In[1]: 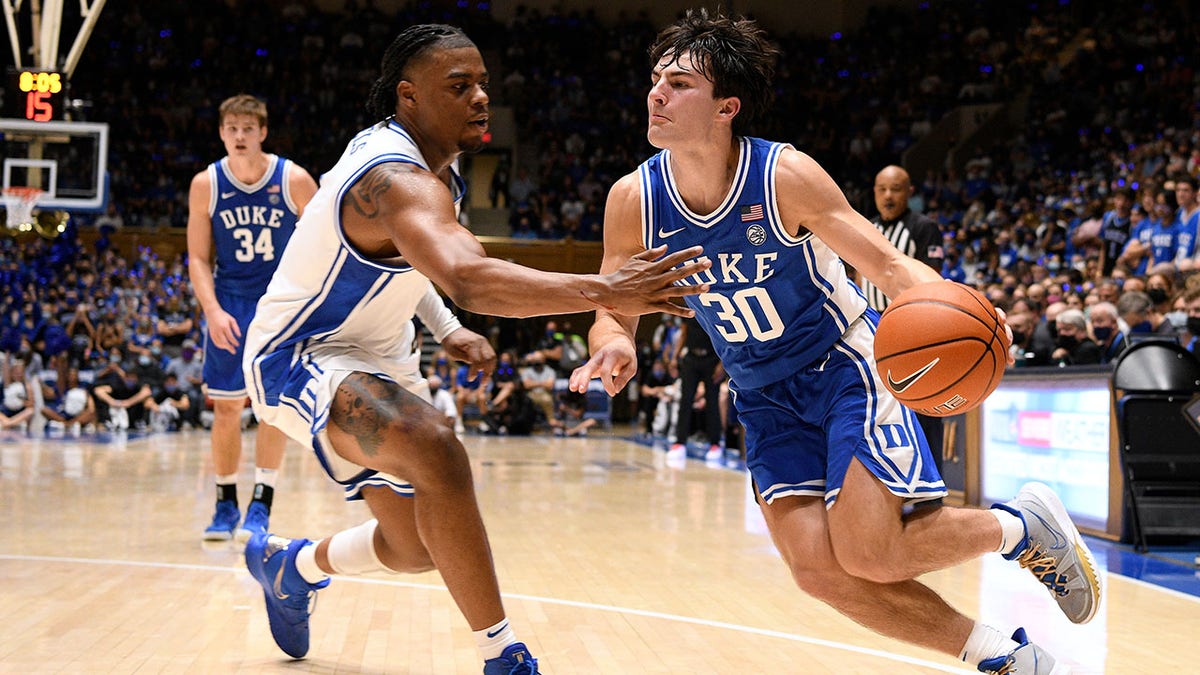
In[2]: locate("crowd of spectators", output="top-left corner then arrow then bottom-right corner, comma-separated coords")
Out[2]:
4,1 -> 1200,443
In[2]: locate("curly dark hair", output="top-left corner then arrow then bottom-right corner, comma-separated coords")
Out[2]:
366,24 -> 476,121
648,8 -> 780,136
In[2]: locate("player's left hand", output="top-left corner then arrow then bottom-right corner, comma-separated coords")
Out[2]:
569,340 -> 638,397
441,327 -> 496,381
995,307 -> 1015,365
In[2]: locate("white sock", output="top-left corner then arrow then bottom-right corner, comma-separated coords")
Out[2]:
990,507 -> 1026,556
293,541 -> 329,585
474,618 -> 517,660
255,467 -> 278,488
960,622 -> 1019,665
215,473 -> 238,485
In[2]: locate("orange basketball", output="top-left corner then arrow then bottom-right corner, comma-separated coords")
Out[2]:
873,281 -> 1009,417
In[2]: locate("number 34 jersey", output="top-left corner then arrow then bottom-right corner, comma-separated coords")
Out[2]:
207,154 -> 301,297
638,137 -> 866,389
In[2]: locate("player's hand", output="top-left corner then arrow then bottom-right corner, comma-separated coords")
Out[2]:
569,340 -> 638,397
206,308 -> 240,354
441,327 -> 496,382
995,307 -> 1015,366
599,245 -> 711,317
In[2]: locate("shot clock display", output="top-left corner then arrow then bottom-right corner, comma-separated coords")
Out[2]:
9,69 -> 65,122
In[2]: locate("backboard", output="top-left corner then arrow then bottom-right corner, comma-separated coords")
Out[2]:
0,118 -> 108,210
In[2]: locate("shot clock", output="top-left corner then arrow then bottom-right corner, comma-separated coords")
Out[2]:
9,69 -> 65,122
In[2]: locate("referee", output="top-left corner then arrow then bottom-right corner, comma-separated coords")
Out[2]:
864,165 -> 947,473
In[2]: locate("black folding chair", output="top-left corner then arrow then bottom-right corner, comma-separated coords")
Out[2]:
1111,340 -> 1200,551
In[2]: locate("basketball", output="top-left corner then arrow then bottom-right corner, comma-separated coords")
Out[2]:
873,281 -> 1009,417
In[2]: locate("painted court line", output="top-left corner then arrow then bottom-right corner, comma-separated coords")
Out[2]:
1,553 -> 973,673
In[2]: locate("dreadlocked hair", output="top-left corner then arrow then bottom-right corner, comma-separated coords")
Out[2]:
648,8 -> 780,136
366,24 -> 476,121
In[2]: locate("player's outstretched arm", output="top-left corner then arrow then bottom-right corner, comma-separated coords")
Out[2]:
571,174 -> 650,396
341,163 -> 710,319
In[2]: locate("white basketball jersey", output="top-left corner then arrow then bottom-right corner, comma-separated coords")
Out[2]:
244,119 -> 464,407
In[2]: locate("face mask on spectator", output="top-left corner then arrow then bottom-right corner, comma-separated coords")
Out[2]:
138,354 -> 152,366
1056,334 -> 1078,350
1092,326 -> 1113,342
1165,310 -> 1187,330
1188,317 -> 1200,336
181,348 -> 195,361
1147,288 -> 1169,305
1011,329 -> 1028,344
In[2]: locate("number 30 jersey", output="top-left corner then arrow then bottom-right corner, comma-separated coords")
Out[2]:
638,137 -> 866,389
207,154 -> 301,297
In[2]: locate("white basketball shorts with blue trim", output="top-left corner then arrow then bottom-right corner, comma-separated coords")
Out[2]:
731,313 -> 947,508
248,343 -> 424,501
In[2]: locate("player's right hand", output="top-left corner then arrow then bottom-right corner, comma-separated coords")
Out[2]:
569,340 -> 638,397
207,308 -> 241,354
599,245 -> 710,317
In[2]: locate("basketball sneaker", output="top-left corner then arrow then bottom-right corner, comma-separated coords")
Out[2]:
992,482 -> 1102,624
203,499 -> 240,541
705,444 -> 724,464
236,501 -> 270,543
244,533 -> 329,659
977,628 -> 1069,674
483,642 -> 539,675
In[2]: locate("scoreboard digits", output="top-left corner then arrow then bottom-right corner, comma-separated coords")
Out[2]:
9,70 -> 65,121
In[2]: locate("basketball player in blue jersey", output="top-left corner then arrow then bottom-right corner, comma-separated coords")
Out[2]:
571,10 -> 1100,675
187,94 -> 318,543
238,25 -> 707,673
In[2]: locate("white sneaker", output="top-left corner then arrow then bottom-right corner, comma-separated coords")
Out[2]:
704,445 -> 724,464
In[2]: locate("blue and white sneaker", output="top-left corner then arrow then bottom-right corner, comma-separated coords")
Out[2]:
245,533 -> 329,659
483,642 -> 539,675
993,482 -> 1102,624
977,628 -> 1069,674
236,501 -> 270,543
203,499 -> 240,541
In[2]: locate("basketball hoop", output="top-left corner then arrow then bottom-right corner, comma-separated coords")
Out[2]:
3,187 -> 44,231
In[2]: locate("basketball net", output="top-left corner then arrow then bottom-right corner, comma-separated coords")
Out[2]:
2,187 -> 44,231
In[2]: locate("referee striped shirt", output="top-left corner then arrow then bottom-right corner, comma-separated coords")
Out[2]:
862,210 -> 944,311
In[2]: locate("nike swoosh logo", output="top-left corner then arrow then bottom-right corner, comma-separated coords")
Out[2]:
272,556 -> 291,600
1028,512 -> 1070,550
658,226 -> 686,238
221,191 -> 237,199
486,621 -> 509,638
886,358 -> 939,393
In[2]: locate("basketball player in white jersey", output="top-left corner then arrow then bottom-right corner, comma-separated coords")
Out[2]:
240,24 -> 708,674
187,94 -> 318,542
570,10 -> 1100,674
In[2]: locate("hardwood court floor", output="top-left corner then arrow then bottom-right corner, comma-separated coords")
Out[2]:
1,427 -> 1196,674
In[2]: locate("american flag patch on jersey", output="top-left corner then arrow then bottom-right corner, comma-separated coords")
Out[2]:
268,184 -> 281,193
740,203 -> 764,222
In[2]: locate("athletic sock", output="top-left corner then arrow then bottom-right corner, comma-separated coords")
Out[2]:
252,484 -> 275,511
255,467 -> 278,488
293,541 -> 329,585
990,507 -> 1026,556
474,618 -> 517,660
960,622 -> 1019,666
215,474 -> 238,505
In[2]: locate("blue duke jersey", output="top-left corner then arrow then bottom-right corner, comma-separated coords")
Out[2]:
639,137 -> 867,389
208,155 -> 300,296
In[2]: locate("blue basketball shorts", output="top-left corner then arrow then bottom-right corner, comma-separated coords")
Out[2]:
203,290 -> 262,399
731,315 -> 947,508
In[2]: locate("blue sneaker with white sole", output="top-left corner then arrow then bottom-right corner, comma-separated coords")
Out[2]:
236,501 -> 270,543
203,499 -> 240,541
483,642 -> 539,674
244,533 -> 329,659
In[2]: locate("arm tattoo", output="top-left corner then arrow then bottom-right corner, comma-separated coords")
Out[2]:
331,372 -> 423,457
345,164 -> 412,219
